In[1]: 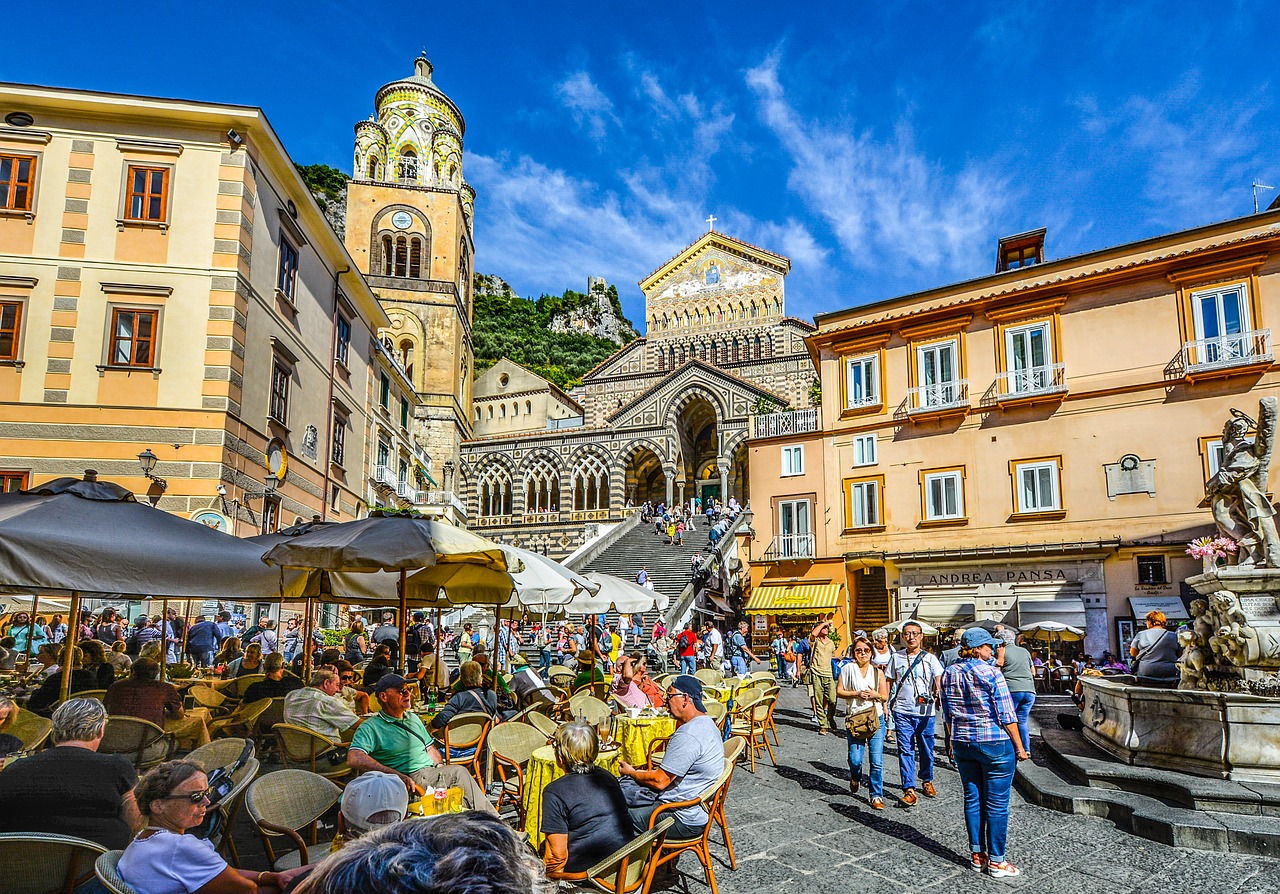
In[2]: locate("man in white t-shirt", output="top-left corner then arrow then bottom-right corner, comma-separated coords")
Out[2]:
701,623 -> 723,669
884,621 -> 943,806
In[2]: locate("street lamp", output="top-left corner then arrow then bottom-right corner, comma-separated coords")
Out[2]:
136,449 -> 167,492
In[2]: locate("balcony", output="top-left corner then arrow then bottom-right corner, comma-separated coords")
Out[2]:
761,533 -> 816,562
1182,329 -> 1272,380
995,364 -> 1067,406
752,408 -> 819,439
396,480 -> 414,500
372,465 -> 397,491
426,490 -> 467,515
906,381 -> 969,419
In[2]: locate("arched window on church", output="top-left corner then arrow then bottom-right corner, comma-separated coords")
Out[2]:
478,466 -> 513,517
738,302 -> 746,319
764,335 -> 773,358
500,404 -> 506,418
525,400 -> 532,415
398,149 -> 418,183
367,156 -> 381,180
731,339 -> 740,363
487,406 -> 493,419
399,340 -> 415,380
717,306 -> 724,322
512,402 -> 519,417
409,236 -> 423,278
754,335 -> 763,358
524,459 -> 560,513
572,454 -> 610,511
394,236 -> 409,277
751,302 -> 759,319
381,236 -> 393,276
474,408 -> 481,422
773,298 -> 781,315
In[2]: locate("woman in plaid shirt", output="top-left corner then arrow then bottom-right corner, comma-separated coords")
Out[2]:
940,628 -> 1030,880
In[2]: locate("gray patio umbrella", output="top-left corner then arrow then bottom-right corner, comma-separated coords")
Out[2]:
0,472 -> 309,700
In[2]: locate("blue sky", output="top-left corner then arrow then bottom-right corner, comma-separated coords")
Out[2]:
5,2 -> 1278,326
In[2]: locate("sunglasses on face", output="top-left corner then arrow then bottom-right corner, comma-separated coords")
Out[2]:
165,788 -> 212,804
340,675 -> 354,682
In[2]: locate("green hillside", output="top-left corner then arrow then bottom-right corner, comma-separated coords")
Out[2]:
471,277 -> 638,389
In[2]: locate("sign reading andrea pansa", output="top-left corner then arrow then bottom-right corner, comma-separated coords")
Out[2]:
895,564 -> 1097,588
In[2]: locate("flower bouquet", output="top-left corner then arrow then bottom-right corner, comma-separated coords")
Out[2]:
1186,536 -> 1238,572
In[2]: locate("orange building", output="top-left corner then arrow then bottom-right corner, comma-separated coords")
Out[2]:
747,211 -> 1280,658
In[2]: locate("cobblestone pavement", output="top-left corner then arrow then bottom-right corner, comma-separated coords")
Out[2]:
683,684 -> 1280,894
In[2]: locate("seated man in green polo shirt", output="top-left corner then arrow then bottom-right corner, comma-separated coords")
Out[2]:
347,674 -> 495,813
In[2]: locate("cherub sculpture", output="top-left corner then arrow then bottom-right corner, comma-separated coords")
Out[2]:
1205,396 -> 1279,567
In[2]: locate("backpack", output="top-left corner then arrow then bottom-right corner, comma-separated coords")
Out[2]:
344,632 -> 365,663
725,632 -> 744,660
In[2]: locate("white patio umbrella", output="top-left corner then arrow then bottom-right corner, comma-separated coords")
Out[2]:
1020,621 -> 1085,642
569,573 -> 670,614
881,617 -> 941,636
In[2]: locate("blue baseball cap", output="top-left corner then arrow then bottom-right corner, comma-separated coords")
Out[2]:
960,628 -> 1000,649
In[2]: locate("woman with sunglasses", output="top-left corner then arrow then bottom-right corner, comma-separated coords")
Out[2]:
120,759 -> 308,893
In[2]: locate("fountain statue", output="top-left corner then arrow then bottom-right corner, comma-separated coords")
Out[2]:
1080,397 -> 1280,781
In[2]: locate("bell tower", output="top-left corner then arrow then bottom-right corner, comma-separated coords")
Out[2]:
345,57 -> 476,493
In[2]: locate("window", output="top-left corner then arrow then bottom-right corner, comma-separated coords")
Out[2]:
1013,459 -> 1061,514
781,445 -> 804,477
0,471 -> 28,493
268,360 -> 290,424
844,478 -> 881,529
261,496 -> 280,535
1004,323 -> 1052,393
524,458 -> 561,513
777,499 -> 812,558
923,470 -> 964,521
330,483 -> 342,513
0,301 -> 22,361
331,414 -> 346,466
1002,245 -> 1038,270
844,354 -> 879,408
377,439 -> 390,470
479,466 -> 513,517
852,433 -> 877,467
1190,283 -> 1251,364
109,308 -> 157,367
1137,555 -> 1168,586
398,458 -> 409,488
400,396 -> 410,429
124,165 -> 169,222
0,154 -> 36,212
916,340 -> 960,407
379,373 -> 390,409
277,235 -> 300,302
335,315 -> 351,367
1206,438 -> 1224,477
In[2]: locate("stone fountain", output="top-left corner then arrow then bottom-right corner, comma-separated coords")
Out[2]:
1081,397 -> 1280,783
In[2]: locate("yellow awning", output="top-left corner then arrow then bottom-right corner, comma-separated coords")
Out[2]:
745,582 -> 842,614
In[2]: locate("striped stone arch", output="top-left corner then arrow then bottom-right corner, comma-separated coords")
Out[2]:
719,425 -> 750,459
517,449 -> 564,514
613,437 -> 670,475
567,445 -> 614,511
663,382 -> 729,429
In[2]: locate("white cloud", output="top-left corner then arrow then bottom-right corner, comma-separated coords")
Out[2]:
554,71 -> 619,143
745,53 -> 1012,277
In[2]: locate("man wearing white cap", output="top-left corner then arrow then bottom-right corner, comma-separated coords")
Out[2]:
340,771 -> 409,838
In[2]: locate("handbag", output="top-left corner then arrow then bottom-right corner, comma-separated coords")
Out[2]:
783,650 -> 796,663
842,666 -> 883,740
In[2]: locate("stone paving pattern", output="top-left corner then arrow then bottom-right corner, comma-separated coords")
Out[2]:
228,684 -> 1280,892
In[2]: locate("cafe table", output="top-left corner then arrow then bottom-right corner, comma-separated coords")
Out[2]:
522,743 -> 622,850
612,711 -> 677,768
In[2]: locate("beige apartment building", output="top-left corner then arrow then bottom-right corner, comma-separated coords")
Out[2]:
747,212 -> 1280,657
0,82 -> 395,536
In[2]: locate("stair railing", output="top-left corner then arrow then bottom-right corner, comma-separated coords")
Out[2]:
663,511 -> 750,631
563,509 -> 641,572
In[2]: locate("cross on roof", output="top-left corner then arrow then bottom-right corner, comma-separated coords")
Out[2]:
706,214 -> 717,231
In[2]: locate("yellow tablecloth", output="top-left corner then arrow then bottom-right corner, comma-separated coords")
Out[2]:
522,743 -> 621,850
613,713 -> 677,768
167,706 -> 211,749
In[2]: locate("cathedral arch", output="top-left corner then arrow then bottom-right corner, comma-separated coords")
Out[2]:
521,453 -> 562,513
475,459 -> 514,517
398,338 -> 416,380
571,451 -> 611,511
368,207 -> 432,279
396,147 -> 419,183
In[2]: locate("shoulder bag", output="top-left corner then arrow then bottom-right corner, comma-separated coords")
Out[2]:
843,666 -> 883,740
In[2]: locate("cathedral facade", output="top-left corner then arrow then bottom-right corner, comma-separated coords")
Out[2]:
459,231 -> 816,557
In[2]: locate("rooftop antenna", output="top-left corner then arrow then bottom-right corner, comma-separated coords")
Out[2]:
1254,180 -> 1275,213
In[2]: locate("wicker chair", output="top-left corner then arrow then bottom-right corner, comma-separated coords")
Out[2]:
245,769 -> 342,870
0,832 -> 106,894
714,738 -> 746,869
98,716 -> 174,771
729,695 -> 775,772
252,698 -> 287,752
439,711 -> 492,788
580,817 -> 674,894
757,686 -> 782,746
224,673 -> 267,701
186,739 -> 259,867
5,708 -> 52,751
188,684 -> 231,717
208,697 -> 271,739
186,736 -> 254,772
524,711 -> 558,738
566,693 -> 611,726
273,723 -> 352,784
548,665 -> 575,688
487,721 -> 549,823
94,850 -> 141,894
572,681 -> 609,699
693,668 -> 724,687
72,689 -> 108,702
704,700 -> 728,733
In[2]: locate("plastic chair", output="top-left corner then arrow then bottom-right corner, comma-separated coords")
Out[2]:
566,693 -> 611,726
524,711 -> 558,738
98,716 -> 175,771
580,817 -> 674,894
5,708 -> 51,751
209,697 -> 272,739
487,721 -> 549,823
0,832 -> 106,894
245,769 -> 342,870
94,849 -> 141,894
273,723 -> 352,784
439,711 -> 492,788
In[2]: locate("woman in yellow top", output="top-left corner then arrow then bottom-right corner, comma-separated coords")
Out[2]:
608,626 -> 622,667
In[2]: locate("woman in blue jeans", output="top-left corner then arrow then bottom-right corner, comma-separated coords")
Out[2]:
940,628 -> 1030,879
835,636 -> 890,809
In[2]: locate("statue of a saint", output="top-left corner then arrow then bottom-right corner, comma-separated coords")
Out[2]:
1206,396 -> 1279,567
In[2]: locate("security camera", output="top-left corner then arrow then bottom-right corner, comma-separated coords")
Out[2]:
216,484 -> 227,496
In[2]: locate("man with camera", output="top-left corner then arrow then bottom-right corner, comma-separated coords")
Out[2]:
885,620 -> 943,806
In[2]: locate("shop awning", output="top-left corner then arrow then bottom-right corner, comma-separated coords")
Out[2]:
745,582 -> 842,614
1128,596 -> 1189,621
912,599 -> 976,627
1014,598 -> 1086,629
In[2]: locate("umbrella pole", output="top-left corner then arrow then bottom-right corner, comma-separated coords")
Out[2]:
59,591 -> 82,704
160,598 -> 168,683
398,568 -> 408,674
492,603 -> 503,697
180,599 -> 193,665
301,597 -> 314,684
23,594 -> 38,669
433,607 -> 443,695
